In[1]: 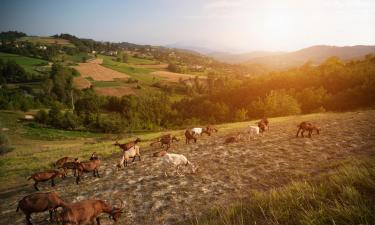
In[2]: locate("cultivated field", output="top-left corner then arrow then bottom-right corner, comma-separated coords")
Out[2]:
18,37 -> 74,47
73,58 -> 130,82
0,110 -> 374,224
149,71 -> 198,83
0,52 -> 48,73
95,86 -> 136,96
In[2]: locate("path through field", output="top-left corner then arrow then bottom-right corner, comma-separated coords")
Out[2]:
1,111 -> 374,225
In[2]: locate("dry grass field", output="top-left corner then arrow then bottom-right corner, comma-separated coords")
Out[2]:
72,76 -> 91,89
1,110 -> 374,225
95,86 -> 136,96
73,58 -> 130,82
150,71 -> 200,83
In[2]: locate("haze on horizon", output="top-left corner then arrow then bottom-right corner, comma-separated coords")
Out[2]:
0,0 -> 374,53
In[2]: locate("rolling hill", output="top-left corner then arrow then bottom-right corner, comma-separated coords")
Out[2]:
244,45 -> 375,69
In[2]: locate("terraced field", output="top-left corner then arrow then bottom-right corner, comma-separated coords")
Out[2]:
1,110 -> 374,225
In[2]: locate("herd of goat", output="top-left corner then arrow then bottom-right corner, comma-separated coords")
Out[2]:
16,119 -> 320,225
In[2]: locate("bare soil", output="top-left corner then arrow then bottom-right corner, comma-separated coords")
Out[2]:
1,111 -> 375,225
73,59 -> 130,81
95,86 -> 136,97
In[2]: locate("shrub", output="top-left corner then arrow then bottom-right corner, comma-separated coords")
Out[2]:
251,90 -> 301,118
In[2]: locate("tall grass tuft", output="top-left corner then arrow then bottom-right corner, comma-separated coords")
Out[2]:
191,158 -> 375,225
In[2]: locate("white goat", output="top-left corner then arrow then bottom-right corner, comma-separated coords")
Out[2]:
118,145 -> 141,168
191,128 -> 203,135
161,153 -> 196,176
247,126 -> 260,139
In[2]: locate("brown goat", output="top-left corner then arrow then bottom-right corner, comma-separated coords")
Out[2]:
16,192 -> 67,225
60,199 -> 124,225
224,133 -> 242,144
206,125 -> 218,133
114,138 -> 141,152
75,154 -> 101,184
150,134 -> 179,149
257,118 -> 269,133
59,158 -> 80,177
27,170 -> 65,191
54,157 -> 76,168
296,121 -> 321,138
185,129 -> 197,144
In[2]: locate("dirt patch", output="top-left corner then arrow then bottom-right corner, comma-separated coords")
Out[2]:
96,86 -> 136,96
150,71 -> 200,83
73,76 -> 91,89
73,59 -> 129,81
1,111 -> 375,225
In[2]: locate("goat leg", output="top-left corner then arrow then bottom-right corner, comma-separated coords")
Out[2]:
51,179 -> 55,187
296,128 -> 301,137
34,182 -> 39,191
96,217 -> 101,225
96,169 -> 100,177
26,214 -> 32,225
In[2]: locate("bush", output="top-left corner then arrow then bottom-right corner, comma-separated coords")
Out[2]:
234,108 -> 248,121
251,90 -> 301,118
35,109 -> 48,124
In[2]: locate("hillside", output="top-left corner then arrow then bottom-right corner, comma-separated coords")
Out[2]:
208,51 -> 284,64
244,45 -> 375,69
0,110 -> 374,224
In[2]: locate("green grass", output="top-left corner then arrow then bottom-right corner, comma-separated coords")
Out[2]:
191,158 -> 375,225
92,80 -> 125,87
0,52 -> 48,73
23,125 -> 101,140
99,55 -> 161,84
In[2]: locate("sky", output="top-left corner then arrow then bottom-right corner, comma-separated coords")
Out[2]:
0,0 -> 374,53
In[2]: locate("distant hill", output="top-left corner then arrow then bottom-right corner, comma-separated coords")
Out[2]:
208,51 -> 285,64
244,45 -> 375,69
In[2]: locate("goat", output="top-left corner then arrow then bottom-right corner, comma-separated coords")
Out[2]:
59,158 -> 80,177
27,170 -> 65,191
296,121 -> 321,138
60,199 -> 124,225
161,153 -> 196,176
54,157 -> 76,168
225,133 -> 242,144
247,126 -> 260,139
75,154 -> 101,184
114,138 -> 141,152
16,192 -> 67,225
150,134 -> 179,149
185,129 -> 197,144
117,145 -> 141,168
206,125 -> 218,133
191,127 -> 211,136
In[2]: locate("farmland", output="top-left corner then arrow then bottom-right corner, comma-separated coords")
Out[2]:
0,52 -> 48,73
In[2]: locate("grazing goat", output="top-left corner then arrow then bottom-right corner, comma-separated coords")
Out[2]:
117,145 -> 141,168
225,133 -> 242,144
206,125 -> 218,133
60,199 -> 124,225
296,121 -> 321,138
59,158 -> 80,177
76,154 -> 101,184
191,127 -> 211,136
54,157 -> 76,168
27,170 -> 65,191
150,134 -> 178,149
248,126 -> 260,139
16,192 -> 67,225
114,138 -> 141,151
257,118 -> 269,133
185,129 -> 197,144
161,153 -> 196,176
